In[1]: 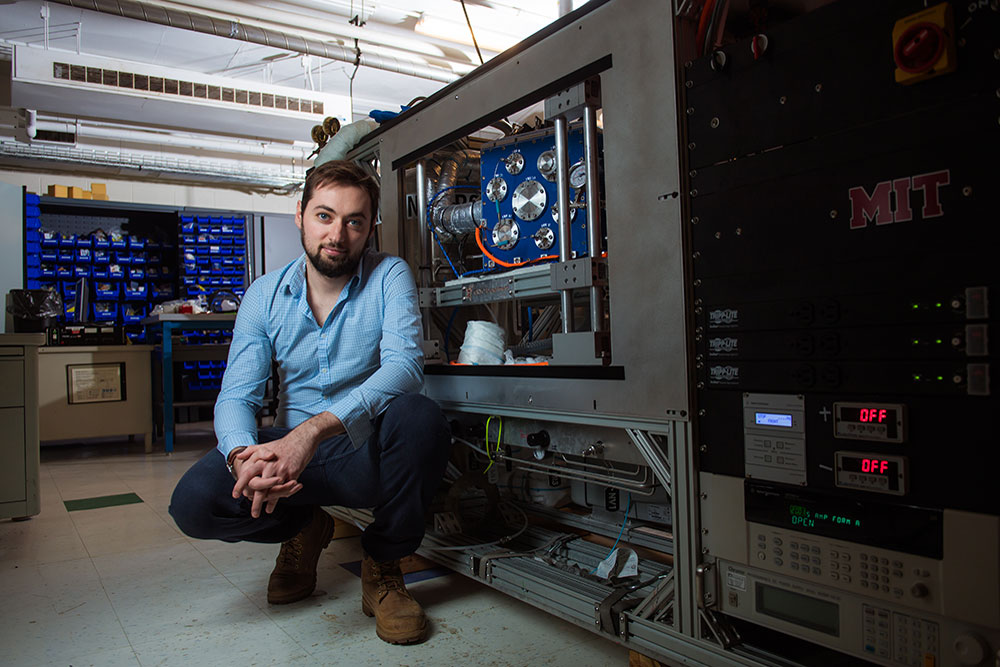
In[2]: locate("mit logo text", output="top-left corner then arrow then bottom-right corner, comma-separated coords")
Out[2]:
848,169 -> 950,229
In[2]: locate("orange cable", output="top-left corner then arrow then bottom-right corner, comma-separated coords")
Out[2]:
475,226 -> 558,268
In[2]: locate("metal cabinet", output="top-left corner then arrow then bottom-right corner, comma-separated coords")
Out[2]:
0,334 -> 44,520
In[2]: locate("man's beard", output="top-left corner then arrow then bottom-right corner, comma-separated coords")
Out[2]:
302,229 -> 364,279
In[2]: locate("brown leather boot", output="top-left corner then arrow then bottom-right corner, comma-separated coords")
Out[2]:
361,554 -> 428,644
267,506 -> 335,604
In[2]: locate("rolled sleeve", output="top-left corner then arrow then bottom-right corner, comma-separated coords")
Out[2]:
214,278 -> 274,460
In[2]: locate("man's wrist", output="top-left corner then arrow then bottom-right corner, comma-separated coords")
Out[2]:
226,446 -> 247,479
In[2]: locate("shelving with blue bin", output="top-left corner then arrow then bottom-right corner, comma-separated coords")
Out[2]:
174,213 -> 247,401
26,193 -> 178,342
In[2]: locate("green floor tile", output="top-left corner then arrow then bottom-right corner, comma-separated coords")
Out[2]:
64,492 -> 144,512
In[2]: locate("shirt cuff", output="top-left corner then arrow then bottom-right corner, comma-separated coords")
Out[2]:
327,398 -> 374,449
217,433 -> 257,460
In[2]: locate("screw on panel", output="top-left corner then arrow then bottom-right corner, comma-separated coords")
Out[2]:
691,189 -> 699,197
953,375 -> 963,384
957,37 -> 967,47
994,48 -> 1000,60
735,227 -> 743,235
699,444 -> 707,451
710,117 -> 720,128
952,337 -> 962,347
779,96 -> 787,104
688,142 -> 697,150
698,409 -> 706,416
697,382 -> 705,390
691,216 -> 700,224
692,251 -> 701,259
714,231 -> 721,239
690,170 -> 698,178
686,80 -> 694,88
694,278 -> 702,286
830,209 -> 839,219
963,186 -> 973,196
701,492 -> 708,499
687,107 -> 695,115
815,83 -> 823,92
702,547 -> 710,554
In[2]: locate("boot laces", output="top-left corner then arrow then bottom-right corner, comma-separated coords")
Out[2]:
373,561 -> 407,599
277,536 -> 304,568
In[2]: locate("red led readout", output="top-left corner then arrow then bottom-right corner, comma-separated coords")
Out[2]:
861,459 -> 889,475
859,408 -> 888,423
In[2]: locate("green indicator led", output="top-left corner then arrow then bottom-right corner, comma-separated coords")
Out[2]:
911,303 -> 920,310
913,374 -> 922,381
935,302 -> 943,308
937,375 -> 944,381
912,338 -> 920,345
935,339 -> 943,344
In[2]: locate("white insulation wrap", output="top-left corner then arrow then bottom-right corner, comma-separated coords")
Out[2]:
458,320 -> 505,365
314,119 -> 378,167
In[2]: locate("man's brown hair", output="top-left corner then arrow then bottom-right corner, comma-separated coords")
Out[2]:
301,160 -> 379,227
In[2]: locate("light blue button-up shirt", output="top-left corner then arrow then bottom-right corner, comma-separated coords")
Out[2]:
214,249 -> 423,460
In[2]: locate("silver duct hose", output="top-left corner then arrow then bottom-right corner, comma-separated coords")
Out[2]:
431,199 -> 482,236
48,0 -> 458,84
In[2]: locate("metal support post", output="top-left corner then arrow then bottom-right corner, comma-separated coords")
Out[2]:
555,116 -> 574,333
416,160 -> 431,338
583,104 -> 605,333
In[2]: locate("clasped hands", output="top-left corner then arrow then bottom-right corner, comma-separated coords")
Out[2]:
231,436 -> 316,518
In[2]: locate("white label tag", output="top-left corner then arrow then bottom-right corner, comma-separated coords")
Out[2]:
727,570 -> 747,592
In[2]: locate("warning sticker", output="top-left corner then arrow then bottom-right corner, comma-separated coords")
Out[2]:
726,570 -> 747,592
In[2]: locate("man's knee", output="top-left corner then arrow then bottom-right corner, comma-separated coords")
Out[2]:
168,465 -> 224,540
382,393 -> 450,452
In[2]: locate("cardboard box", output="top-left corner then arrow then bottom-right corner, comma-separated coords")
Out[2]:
47,184 -> 68,197
69,186 -> 86,198
93,194 -> 110,201
90,183 -> 107,196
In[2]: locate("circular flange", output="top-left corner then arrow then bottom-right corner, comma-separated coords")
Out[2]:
537,150 -> 557,182
512,179 -> 547,221
486,176 -> 508,202
534,226 -> 555,251
492,217 -> 520,250
569,160 -> 588,189
504,151 -> 525,175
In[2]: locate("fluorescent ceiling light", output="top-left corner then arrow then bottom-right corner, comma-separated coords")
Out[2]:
415,4 -> 550,55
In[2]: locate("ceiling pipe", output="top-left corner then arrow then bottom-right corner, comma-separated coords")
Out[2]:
31,119 -> 310,160
46,0 -> 462,84
185,0 -> 496,65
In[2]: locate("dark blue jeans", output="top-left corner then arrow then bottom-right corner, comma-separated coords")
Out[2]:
169,393 -> 451,562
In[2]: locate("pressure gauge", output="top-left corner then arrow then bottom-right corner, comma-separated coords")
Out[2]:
512,180 -> 547,221
486,176 -> 508,203
537,150 -> 557,182
550,203 -> 577,223
569,160 -> 588,189
533,226 -> 555,250
504,151 -> 525,175
492,217 -> 520,250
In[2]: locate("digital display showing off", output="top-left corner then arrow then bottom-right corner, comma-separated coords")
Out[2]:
755,412 -> 793,428
839,406 -> 898,424
841,456 -> 898,478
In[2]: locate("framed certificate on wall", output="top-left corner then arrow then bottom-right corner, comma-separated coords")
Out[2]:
66,363 -> 127,404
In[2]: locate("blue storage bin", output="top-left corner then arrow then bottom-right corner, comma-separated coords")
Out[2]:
26,279 -> 42,289
208,245 -> 222,255
76,248 -> 92,263
56,265 -> 73,278
108,264 -> 125,279
93,302 -> 118,322
196,256 -> 209,266
93,249 -> 111,264
94,237 -> 111,249
26,267 -> 41,279
26,230 -> 40,243
25,205 -> 41,217
122,303 -> 146,324
58,249 -> 74,263
210,217 -> 222,225
25,193 -> 40,205
26,255 -> 40,268
40,249 -> 59,262
95,282 -> 119,299
180,220 -> 197,233
40,264 -> 56,278
196,216 -> 211,224
208,277 -> 222,287
127,267 -> 145,281
41,231 -> 61,247
59,235 -> 77,248
64,303 -> 78,319
110,236 -> 128,250
218,237 -> 234,246
181,234 -> 196,245
132,252 -> 147,265
182,361 -> 196,371
181,276 -> 196,286
234,288 -> 245,297
73,265 -> 91,278
151,283 -> 174,299
128,237 -> 145,249
219,248 -> 233,256
25,217 -> 41,230
147,240 -> 161,250
123,282 -> 147,300
75,237 -> 92,249
61,281 -> 78,298
113,251 -> 132,265
222,267 -> 236,276
149,254 -> 162,264
92,266 -> 110,279
125,331 -> 146,343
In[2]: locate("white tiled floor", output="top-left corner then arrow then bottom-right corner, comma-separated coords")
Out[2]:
0,426 -> 629,666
